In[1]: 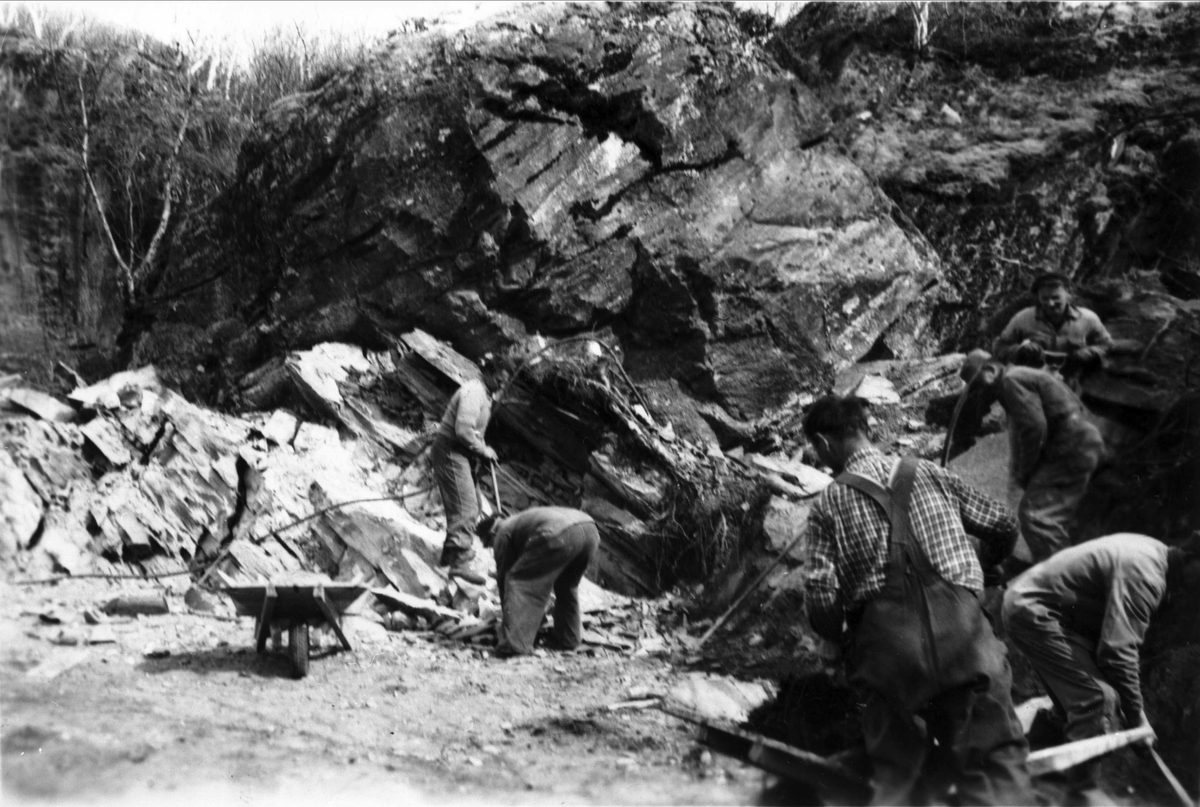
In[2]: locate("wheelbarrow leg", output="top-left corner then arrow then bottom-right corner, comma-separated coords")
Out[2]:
288,621 -> 310,679
313,585 -> 353,651
255,584 -> 277,653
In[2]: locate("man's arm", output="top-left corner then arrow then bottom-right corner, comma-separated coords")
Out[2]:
493,521 -> 517,603
804,503 -> 844,643
1095,562 -> 1166,726
993,309 -> 1035,363
941,468 -> 1019,568
453,381 -> 495,459
1078,310 -> 1115,362
999,374 -> 1048,487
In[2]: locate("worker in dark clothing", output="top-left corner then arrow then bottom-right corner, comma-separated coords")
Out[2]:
1002,534 -> 1192,796
431,370 -> 503,584
993,272 -> 1113,385
961,350 -> 1105,563
804,395 -> 1032,806
477,507 -> 600,658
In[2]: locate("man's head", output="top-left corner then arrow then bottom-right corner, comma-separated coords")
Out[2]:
478,355 -> 512,395
1032,272 -> 1072,322
802,395 -> 872,475
475,513 -> 503,547
960,349 -> 1001,390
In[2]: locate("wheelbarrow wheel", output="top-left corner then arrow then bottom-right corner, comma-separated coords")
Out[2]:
288,622 -> 310,679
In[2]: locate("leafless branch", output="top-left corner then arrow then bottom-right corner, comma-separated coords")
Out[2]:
78,71 -> 134,296
131,100 -> 192,293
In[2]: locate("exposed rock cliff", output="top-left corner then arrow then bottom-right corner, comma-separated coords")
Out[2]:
137,2 -> 943,429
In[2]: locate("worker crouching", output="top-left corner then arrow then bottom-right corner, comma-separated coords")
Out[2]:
477,507 -> 600,658
1002,534 -> 1195,797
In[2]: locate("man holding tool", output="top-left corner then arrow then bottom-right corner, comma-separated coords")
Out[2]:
803,394 -> 1031,806
476,506 -> 600,658
993,272 -> 1113,387
1003,533 -> 1196,802
959,350 -> 1105,564
431,363 -> 506,585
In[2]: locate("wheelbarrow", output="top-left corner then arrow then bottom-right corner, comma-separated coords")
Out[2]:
224,581 -> 368,678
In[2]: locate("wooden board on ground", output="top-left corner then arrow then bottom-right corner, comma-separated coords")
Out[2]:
670,715 -> 871,805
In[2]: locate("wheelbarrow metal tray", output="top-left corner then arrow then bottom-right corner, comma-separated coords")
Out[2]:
224,583 -> 367,618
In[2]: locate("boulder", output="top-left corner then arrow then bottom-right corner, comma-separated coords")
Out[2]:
140,3 -> 941,427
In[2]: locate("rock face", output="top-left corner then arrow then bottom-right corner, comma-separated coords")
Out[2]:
775,2 -> 1200,353
139,3 -> 942,425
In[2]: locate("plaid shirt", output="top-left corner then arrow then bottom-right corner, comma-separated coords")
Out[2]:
805,446 -> 1018,641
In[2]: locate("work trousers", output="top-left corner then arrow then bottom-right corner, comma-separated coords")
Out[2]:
1019,421 -> 1104,561
499,522 -> 599,656
1002,594 -> 1120,742
854,607 -> 1032,805
430,436 -> 478,566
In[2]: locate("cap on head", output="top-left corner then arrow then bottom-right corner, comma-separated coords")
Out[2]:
1031,272 -> 1071,294
960,349 -> 994,385
475,513 -> 501,546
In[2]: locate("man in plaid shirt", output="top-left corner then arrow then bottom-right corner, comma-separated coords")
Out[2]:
804,395 -> 1031,805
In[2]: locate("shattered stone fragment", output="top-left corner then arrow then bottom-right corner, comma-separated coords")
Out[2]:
104,593 -> 170,617
81,418 -> 133,467
5,388 -> 76,423
0,448 -> 42,557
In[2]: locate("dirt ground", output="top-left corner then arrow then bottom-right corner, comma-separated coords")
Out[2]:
0,577 -> 775,807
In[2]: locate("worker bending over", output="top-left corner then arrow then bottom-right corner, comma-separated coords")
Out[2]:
1002,534 -> 1194,795
993,272 -> 1113,386
804,395 -> 1031,806
477,506 -> 600,658
960,350 -> 1105,563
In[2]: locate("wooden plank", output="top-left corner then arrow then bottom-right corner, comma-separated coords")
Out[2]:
256,584 -> 277,653
680,718 -> 871,805
313,586 -> 353,651
1026,725 -> 1156,777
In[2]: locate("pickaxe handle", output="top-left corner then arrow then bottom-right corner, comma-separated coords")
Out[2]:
489,460 -> 502,514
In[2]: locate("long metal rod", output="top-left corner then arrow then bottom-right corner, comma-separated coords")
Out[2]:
941,381 -> 974,467
489,460 -> 503,514
694,529 -> 807,649
1149,745 -> 1196,807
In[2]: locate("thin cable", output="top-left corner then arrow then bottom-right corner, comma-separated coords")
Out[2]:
12,486 -> 435,586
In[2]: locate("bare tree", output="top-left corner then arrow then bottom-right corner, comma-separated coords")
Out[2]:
77,67 -> 193,303
907,1 -> 932,58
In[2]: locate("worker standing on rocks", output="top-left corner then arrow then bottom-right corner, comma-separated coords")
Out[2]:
960,350 -> 1105,565
476,506 -> 599,658
1002,533 -> 1194,800
803,395 -> 1032,806
993,272 -> 1113,387
431,362 -> 506,585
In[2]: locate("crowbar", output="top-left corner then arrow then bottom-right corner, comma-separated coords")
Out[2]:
692,529 -> 807,649
1149,745 -> 1195,807
489,460 -> 503,514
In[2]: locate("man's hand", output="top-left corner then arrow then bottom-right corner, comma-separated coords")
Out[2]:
982,564 -> 1006,589
1073,346 -> 1103,366
479,445 -> 499,463
1015,341 -> 1045,365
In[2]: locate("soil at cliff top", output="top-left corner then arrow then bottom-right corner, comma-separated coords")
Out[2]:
1,578 -> 765,807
